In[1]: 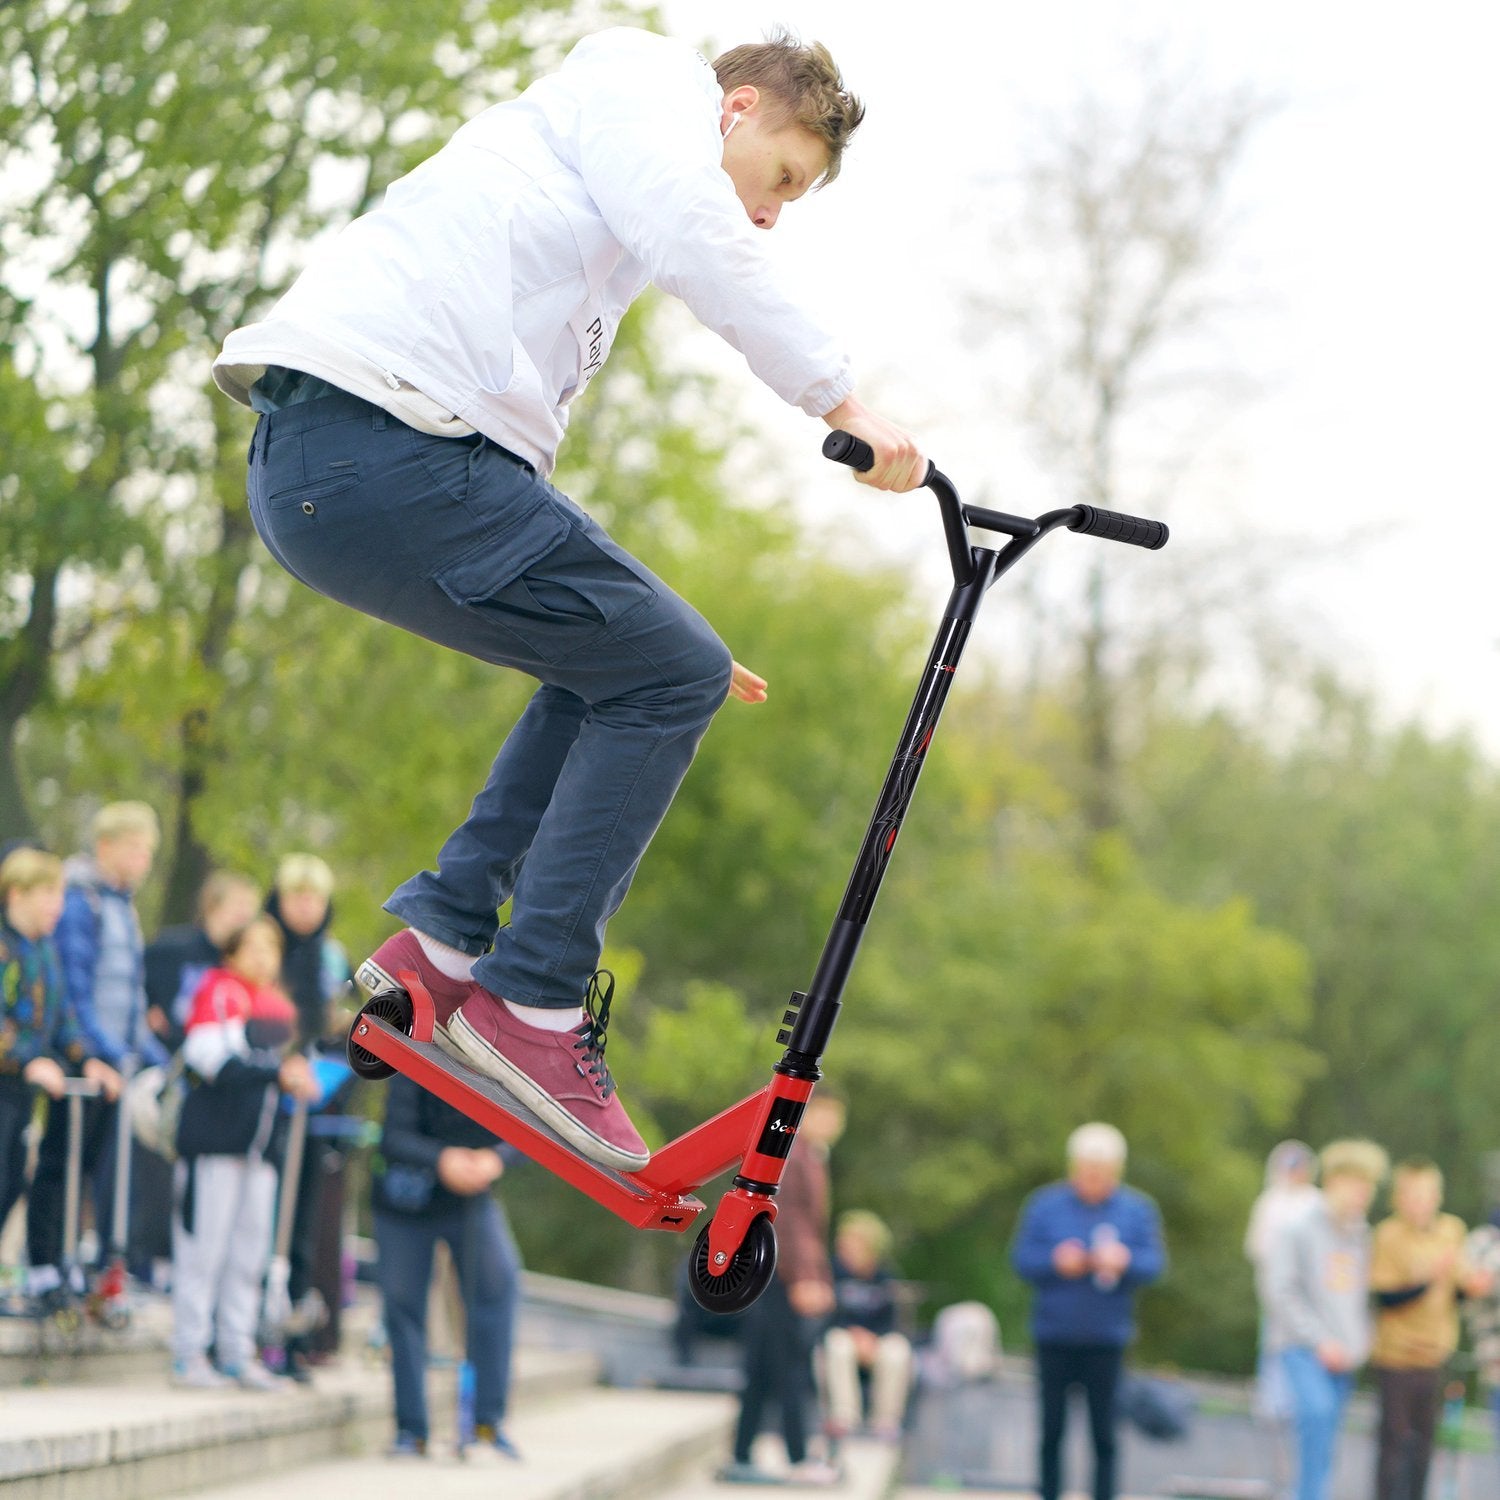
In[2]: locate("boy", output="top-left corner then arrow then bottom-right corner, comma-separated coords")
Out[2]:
1369,1159 -> 1487,1500
212,27 -> 925,1173
0,848 -> 122,1296
1263,1138 -> 1389,1500
27,802 -> 166,1297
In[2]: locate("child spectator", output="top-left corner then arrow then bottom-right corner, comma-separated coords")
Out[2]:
145,871 -> 262,1052
0,848 -> 121,1266
1245,1140 -> 1319,1426
171,916 -> 318,1389
265,853 -> 356,1376
372,1072 -> 523,1460
26,803 -> 161,1300
822,1209 -> 913,1442
1369,1158 -> 1486,1500
1262,1137 -> 1388,1500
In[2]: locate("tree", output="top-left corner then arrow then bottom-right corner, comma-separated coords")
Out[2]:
970,66 -> 1271,831
0,0 -> 605,903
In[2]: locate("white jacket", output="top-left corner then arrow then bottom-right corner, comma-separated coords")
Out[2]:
213,27 -> 854,475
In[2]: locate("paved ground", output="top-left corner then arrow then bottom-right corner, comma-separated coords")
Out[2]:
899,1374 -> 1496,1499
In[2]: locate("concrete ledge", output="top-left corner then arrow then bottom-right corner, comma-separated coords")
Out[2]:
175,1388 -> 737,1500
0,1347 -> 596,1498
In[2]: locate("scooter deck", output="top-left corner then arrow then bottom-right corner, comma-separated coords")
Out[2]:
353,1016 -> 707,1231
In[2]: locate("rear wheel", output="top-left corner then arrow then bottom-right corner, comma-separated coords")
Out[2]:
687,1214 -> 777,1315
347,990 -> 415,1081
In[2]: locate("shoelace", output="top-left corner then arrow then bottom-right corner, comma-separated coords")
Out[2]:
570,970 -> 617,1100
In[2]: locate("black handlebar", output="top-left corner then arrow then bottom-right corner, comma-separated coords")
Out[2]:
822,430 -> 874,472
821,430 -> 1168,553
1067,504 -> 1169,551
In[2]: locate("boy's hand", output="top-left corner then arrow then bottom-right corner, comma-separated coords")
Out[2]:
278,1053 -> 322,1103
24,1056 -> 68,1100
729,661 -> 767,703
822,395 -> 926,492
82,1057 -> 123,1101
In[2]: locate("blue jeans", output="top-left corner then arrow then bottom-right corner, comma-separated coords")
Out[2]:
1281,1346 -> 1354,1500
247,392 -> 732,1007
373,1199 -> 521,1442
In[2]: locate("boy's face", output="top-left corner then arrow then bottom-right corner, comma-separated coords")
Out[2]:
1324,1170 -> 1377,1223
278,887 -> 328,936
1394,1171 -> 1442,1227
720,87 -> 829,232
97,832 -> 155,891
836,1228 -> 879,1277
6,881 -> 66,939
204,884 -> 262,947
232,923 -> 283,989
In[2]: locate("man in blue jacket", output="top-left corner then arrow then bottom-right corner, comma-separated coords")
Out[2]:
1011,1122 -> 1166,1500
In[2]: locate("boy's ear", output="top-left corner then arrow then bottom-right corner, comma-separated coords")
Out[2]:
721,83 -> 760,119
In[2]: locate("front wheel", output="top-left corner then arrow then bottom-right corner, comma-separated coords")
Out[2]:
347,990 -> 415,1081
687,1214 -> 777,1315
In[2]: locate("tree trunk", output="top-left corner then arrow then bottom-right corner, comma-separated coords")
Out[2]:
0,561 -> 59,844
157,484 -> 258,925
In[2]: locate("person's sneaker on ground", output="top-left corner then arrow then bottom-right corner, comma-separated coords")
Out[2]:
460,1422 -> 523,1462
787,1458 -> 844,1487
171,1355 -> 232,1389
440,970 -> 650,1172
715,1459 -> 785,1485
386,1431 -> 428,1459
223,1360 -> 284,1392
358,929 -> 473,1028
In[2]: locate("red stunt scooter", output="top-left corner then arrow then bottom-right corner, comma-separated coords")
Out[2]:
346,431 -> 1168,1314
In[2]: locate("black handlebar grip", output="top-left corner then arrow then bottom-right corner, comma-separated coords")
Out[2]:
822,430 -> 875,472
1068,505 -> 1169,551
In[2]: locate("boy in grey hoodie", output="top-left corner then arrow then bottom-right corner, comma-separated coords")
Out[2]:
1262,1138 -> 1390,1500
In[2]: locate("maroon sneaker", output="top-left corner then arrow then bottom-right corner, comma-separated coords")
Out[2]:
439,972 -> 650,1173
357,930 -> 473,1029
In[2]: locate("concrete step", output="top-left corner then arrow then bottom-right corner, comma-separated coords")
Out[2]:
661,1434 -> 904,1499
0,1293 -> 175,1389
0,1345 -> 594,1499
174,1386 -> 737,1500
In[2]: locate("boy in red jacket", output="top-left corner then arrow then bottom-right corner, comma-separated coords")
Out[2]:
171,917 -> 318,1389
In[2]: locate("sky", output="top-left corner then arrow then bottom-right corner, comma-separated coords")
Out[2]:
658,0 -> 1500,751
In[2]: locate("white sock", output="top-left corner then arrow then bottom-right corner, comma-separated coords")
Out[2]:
504,999 -> 586,1033
412,930 -> 476,982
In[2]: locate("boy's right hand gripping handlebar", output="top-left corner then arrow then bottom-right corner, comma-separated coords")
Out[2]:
821,431 -> 1169,551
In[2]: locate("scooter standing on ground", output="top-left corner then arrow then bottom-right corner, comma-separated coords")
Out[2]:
259,1093 -> 327,1372
346,432 -> 1168,1313
36,1075 -> 102,1335
87,1060 -> 135,1331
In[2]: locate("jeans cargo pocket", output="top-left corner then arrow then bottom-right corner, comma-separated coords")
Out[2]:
434,496 -> 657,666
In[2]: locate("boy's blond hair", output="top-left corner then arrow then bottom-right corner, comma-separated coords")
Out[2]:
0,847 -> 64,899
1320,1138 -> 1389,1186
714,29 -> 864,186
92,801 -> 161,848
275,852 -> 335,899
836,1209 -> 893,1261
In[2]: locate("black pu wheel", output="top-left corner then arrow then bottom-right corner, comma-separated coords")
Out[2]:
347,990 -> 415,1081
687,1214 -> 777,1315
